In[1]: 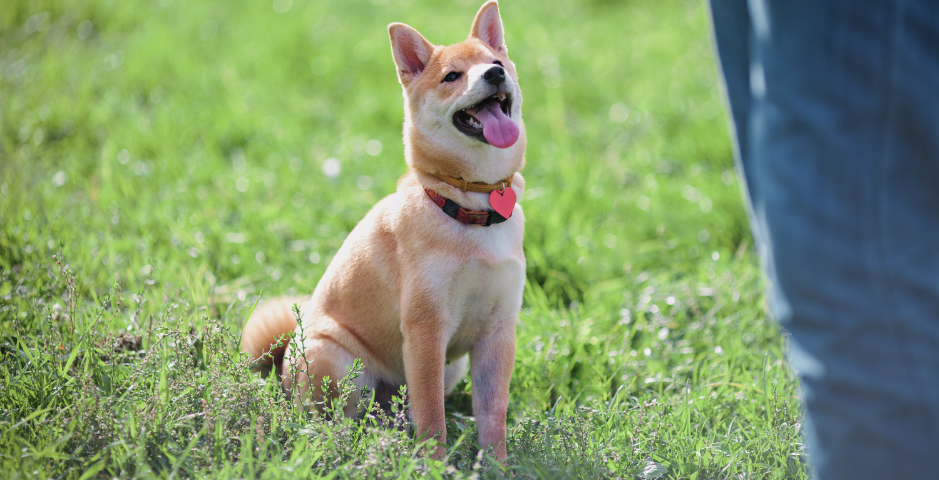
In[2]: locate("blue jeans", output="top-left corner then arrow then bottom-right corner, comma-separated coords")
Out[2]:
708,1 -> 939,478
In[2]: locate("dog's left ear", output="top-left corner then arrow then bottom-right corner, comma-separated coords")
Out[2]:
470,1 -> 505,53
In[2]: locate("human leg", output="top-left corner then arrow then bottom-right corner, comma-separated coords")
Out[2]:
710,1 -> 939,478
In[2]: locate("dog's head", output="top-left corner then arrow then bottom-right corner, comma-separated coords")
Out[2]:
389,1 -> 525,183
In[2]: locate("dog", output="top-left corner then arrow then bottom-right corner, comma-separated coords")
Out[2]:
240,0 -> 526,460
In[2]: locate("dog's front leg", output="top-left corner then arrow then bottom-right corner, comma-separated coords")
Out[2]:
402,310 -> 448,459
471,319 -> 516,461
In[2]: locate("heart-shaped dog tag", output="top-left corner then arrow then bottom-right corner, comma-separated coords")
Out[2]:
489,187 -> 516,219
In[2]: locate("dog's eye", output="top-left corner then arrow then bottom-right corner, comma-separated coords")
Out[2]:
493,60 -> 504,66
442,71 -> 462,83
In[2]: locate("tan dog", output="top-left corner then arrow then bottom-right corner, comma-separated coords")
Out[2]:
240,1 -> 525,460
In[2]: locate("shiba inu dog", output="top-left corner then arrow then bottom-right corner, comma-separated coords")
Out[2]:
240,0 -> 525,460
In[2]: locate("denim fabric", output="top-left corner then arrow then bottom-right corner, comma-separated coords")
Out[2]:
708,1 -> 939,478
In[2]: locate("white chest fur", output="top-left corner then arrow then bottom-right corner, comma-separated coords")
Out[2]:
442,255 -> 525,360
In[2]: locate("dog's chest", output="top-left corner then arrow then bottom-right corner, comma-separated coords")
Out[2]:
442,254 -> 524,358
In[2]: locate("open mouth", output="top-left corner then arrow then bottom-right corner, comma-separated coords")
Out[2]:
452,92 -> 519,149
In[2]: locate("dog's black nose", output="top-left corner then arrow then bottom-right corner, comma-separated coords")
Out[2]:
484,66 -> 505,85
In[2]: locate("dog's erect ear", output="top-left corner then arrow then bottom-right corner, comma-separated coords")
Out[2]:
470,1 -> 504,52
389,23 -> 435,87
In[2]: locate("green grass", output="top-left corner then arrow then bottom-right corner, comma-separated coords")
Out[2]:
0,0 -> 807,478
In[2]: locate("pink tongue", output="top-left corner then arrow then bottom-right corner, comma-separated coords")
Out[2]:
473,100 -> 519,148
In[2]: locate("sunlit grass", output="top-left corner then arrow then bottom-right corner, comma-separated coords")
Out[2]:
0,0 -> 806,478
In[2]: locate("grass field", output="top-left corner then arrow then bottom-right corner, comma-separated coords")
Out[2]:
0,0 -> 808,478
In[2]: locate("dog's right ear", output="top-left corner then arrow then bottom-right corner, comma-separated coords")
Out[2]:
389,23 -> 435,87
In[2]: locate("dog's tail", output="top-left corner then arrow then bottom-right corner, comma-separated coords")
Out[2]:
240,296 -> 308,375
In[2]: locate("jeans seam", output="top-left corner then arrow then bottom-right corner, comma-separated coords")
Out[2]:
873,0 -> 939,446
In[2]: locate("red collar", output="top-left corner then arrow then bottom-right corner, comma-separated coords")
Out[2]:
424,188 -> 510,226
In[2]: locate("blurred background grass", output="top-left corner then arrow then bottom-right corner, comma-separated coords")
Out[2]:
0,0 -> 807,478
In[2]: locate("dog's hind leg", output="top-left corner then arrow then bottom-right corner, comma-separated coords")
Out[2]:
444,355 -> 468,394
281,336 -> 367,418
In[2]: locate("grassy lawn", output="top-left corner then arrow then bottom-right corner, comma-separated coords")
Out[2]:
0,0 -> 807,478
